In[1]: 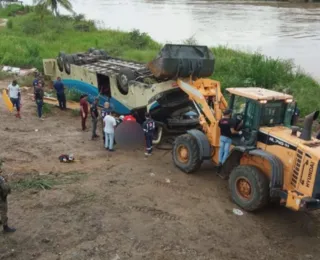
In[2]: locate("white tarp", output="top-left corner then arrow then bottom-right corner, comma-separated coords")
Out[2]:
1,66 -> 38,76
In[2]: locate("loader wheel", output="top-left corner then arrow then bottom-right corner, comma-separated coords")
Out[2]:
172,134 -> 202,173
229,165 -> 269,212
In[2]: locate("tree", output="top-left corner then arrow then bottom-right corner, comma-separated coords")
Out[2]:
33,0 -> 74,16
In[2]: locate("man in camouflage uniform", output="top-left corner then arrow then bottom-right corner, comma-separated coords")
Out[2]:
0,174 -> 16,233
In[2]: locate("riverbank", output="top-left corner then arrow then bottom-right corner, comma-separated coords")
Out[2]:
0,4 -> 319,115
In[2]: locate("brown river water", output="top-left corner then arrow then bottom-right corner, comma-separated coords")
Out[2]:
22,0 -> 320,80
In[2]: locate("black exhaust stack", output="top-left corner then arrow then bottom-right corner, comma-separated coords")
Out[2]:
300,111 -> 319,141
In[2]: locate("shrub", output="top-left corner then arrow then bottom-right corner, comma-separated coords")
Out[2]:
6,19 -> 12,29
0,4 -> 24,17
127,29 -> 154,49
66,89 -> 82,102
21,19 -> 44,35
42,103 -> 53,114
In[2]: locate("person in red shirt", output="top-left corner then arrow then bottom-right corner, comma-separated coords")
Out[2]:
80,94 -> 89,131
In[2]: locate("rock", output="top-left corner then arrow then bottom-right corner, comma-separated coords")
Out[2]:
305,254 -> 313,259
42,238 -> 51,243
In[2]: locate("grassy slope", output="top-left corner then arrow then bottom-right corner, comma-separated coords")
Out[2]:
0,4 -> 319,115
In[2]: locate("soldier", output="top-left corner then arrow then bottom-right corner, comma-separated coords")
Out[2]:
0,175 -> 16,233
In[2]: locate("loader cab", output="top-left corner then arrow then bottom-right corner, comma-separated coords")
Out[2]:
228,94 -> 260,146
227,89 -> 295,147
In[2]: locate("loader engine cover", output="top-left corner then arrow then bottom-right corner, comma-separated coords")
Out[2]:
147,44 -> 215,80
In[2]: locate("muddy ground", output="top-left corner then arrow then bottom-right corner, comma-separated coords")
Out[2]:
0,80 -> 320,260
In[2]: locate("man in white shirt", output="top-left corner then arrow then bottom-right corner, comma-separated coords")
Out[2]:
103,112 -> 117,151
7,80 -> 21,118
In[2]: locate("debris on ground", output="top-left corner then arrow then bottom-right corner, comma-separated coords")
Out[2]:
232,208 -> 244,216
58,154 -> 75,163
1,66 -> 38,76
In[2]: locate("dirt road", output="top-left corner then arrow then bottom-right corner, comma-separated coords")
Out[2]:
0,80 -> 320,260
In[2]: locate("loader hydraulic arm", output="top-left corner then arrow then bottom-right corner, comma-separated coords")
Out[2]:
176,79 -> 226,147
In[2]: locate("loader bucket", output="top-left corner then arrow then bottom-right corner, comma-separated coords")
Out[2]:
147,44 -> 215,80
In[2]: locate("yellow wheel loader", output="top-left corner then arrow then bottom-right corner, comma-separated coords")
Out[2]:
172,78 -> 320,212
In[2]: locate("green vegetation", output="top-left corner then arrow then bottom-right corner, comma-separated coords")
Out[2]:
12,177 -> 59,190
42,103 -> 53,114
0,4 -> 319,115
11,172 -> 87,191
71,109 -> 80,117
65,88 -> 82,102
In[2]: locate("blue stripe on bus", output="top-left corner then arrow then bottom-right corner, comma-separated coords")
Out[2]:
149,101 -> 160,110
61,79 -> 131,115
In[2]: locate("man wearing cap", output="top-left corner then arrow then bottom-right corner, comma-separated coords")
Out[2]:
218,109 -> 239,167
90,97 -> 100,140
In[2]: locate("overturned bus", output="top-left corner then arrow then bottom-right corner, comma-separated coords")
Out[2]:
42,44 -> 215,141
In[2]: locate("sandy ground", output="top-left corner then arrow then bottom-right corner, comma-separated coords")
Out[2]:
0,80 -> 320,260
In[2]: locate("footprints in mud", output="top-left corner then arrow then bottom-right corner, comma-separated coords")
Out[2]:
152,179 -> 214,200
131,205 -> 179,221
153,180 -> 185,193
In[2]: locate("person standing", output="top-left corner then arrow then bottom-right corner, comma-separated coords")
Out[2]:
142,112 -> 156,156
7,80 -> 21,119
90,98 -> 100,140
0,176 -> 16,233
101,102 -> 113,144
34,83 -> 45,120
103,112 -> 117,151
218,109 -> 238,167
80,94 -> 89,131
53,77 -> 67,110
33,74 -> 39,91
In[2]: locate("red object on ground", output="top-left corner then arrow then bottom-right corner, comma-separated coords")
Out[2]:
123,115 -> 136,122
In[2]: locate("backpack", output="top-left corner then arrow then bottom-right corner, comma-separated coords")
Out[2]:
35,88 -> 42,100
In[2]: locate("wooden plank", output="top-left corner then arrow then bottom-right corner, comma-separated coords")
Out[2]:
27,94 -> 80,110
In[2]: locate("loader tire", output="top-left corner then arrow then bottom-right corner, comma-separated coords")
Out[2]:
229,165 -> 269,212
172,134 -> 202,173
